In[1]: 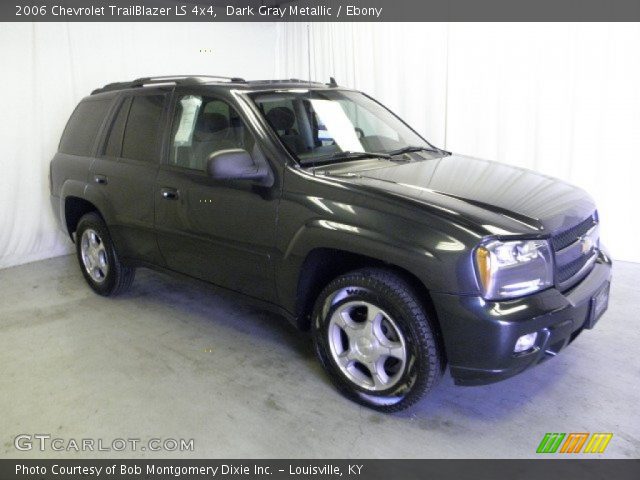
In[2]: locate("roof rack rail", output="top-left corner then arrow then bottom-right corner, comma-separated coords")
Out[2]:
245,78 -> 325,85
91,75 -> 246,95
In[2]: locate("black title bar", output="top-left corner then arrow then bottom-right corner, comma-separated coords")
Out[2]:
4,0 -> 640,22
2,459 -> 640,480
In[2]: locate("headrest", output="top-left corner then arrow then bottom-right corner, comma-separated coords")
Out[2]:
195,112 -> 229,139
266,106 -> 296,132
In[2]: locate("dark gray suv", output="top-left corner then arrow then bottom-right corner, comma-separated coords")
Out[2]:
50,75 -> 612,411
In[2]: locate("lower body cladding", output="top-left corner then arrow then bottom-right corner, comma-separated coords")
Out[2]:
432,249 -> 612,385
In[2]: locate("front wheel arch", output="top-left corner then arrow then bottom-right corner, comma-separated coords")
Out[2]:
294,248 -> 448,366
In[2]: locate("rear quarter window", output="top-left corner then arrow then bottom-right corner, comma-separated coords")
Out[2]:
59,98 -> 111,156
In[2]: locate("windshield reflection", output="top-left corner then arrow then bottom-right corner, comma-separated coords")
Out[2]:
251,89 -> 440,165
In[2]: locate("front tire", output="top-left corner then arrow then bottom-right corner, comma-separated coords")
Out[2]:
312,268 -> 443,412
75,212 -> 135,296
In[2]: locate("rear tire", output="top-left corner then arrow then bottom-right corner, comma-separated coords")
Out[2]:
75,212 -> 135,296
312,268 -> 443,412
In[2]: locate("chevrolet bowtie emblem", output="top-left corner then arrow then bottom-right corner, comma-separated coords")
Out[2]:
581,235 -> 594,254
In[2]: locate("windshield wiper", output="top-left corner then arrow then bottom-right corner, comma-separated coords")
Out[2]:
330,150 -> 391,160
305,150 -> 391,166
387,146 -> 442,156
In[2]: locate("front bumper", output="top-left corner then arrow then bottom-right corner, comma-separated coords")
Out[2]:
431,249 -> 612,386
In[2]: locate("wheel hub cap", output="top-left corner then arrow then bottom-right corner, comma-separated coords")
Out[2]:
355,337 -> 375,357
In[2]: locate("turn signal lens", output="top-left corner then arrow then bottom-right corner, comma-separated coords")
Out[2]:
476,246 -> 492,292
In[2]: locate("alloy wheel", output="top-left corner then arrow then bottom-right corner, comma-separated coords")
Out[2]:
80,228 -> 109,283
327,300 -> 407,391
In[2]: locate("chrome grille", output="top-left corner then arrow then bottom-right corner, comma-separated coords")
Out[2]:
557,252 -> 594,284
551,215 -> 597,251
552,213 -> 599,290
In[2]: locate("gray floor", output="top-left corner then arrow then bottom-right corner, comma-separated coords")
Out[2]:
0,255 -> 638,459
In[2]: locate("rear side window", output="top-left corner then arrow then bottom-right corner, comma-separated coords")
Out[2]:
102,97 -> 131,158
121,95 -> 166,162
59,99 -> 111,156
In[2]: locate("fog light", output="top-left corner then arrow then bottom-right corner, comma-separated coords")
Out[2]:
514,332 -> 538,353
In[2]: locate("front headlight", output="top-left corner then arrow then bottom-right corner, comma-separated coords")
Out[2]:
475,239 -> 553,300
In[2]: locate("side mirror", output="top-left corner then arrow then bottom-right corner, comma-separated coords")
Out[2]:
206,149 -> 268,182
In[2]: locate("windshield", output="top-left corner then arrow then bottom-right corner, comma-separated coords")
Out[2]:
250,89 -> 436,165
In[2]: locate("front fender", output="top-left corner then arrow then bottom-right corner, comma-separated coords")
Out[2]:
276,217 -> 465,316
285,217 -> 443,278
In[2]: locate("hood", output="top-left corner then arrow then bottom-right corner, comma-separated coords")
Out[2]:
321,154 -> 596,236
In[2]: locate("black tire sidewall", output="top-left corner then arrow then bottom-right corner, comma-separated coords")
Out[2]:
312,272 -> 440,411
75,213 -> 119,296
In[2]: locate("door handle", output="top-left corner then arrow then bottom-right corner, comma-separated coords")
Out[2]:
160,187 -> 179,200
94,174 -> 108,185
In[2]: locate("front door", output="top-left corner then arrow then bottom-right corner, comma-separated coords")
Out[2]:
154,91 -> 280,303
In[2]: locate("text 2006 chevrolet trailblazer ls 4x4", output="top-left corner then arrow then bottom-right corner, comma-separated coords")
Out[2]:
49,76 -> 612,411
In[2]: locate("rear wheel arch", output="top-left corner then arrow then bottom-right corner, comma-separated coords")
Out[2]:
64,196 -> 104,240
75,211 -> 135,296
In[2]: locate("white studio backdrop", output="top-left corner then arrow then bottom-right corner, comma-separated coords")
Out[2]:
0,22 -> 277,269
1,22 -> 639,269
276,22 -> 640,263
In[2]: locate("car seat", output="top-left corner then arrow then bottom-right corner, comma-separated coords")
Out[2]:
266,107 -> 307,154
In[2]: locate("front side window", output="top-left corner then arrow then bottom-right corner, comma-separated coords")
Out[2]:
169,95 -> 254,171
251,89 -> 433,165
121,94 -> 166,162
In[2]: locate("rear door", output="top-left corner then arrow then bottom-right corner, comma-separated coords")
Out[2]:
154,89 -> 280,303
90,88 -> 170,265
